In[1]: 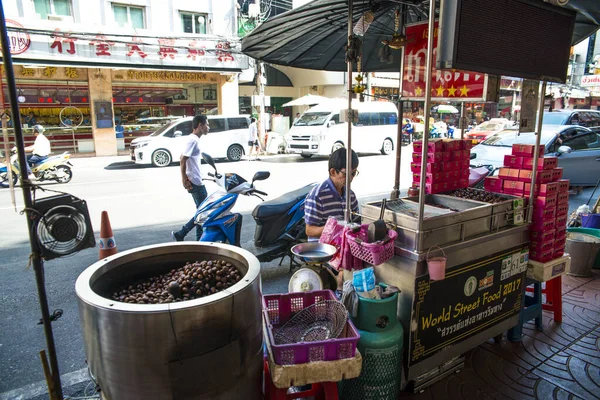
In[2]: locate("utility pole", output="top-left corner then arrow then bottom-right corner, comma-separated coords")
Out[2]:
255,61 -> 267,154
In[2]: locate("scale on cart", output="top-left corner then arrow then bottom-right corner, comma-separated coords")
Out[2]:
288,243 -> 339,292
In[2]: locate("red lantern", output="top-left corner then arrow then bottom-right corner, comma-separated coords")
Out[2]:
138,97 -> 143,103
126,97 -> 131,103
82,97 -> 88,103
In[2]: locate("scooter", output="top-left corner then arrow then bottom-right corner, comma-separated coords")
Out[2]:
194,153 -> 270,245
196,153 -> 316,267
0,147 -> 73,188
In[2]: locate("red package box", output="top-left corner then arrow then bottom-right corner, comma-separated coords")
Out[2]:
553,249 -> 564,259
556,214 -> 568,230
555,203 -> 569,217
525,182 -> 560,197
459,178 -> 469,189
448,170 -> 461,181
463,140 -> 473,150
499,167 -> 521,181
426,182 -> 449,194
530,248 -> 555,263
530,229 -> 555,242
532,206 -> 556,222
556,191 -> 569,205
552,168 -> 563,182
512,144 -> 545,157
443,139 -> 460,151
518,169 -> 553,184
413,172 -> 445,184
460,169 -> 470,179
530,238 -> 554,253
534,194 -> 557,209
504,155 -> 524,168
521,156 -> 558,170
442,151 -> 452,162
532,218 -> 555,231
558,179 -> 569,192
555,229 -> 567,242
411,162 -> 421,173
428,139 -> 444,153
412,152 -> 443,164
554,236 -> 567,252
503,180 -> 525,193
443,160 -> 460,171
484,176 -> 503,192
413,141 -> 423,153
449,150 -> 461,161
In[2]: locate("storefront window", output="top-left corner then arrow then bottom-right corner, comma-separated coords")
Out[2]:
34,0 -> 72,18
113,4 -> 145,29
181,13 -> 207,34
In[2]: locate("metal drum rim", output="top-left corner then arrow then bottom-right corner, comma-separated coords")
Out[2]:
75,242 -> 261,312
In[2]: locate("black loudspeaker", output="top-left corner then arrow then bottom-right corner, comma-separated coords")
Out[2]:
32,194 -> 95,260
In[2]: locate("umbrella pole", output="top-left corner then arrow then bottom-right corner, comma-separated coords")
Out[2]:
345,0 -> 354,223
460,102 -> 466,139
417,0 -> 437,249
391,41 -> 406,200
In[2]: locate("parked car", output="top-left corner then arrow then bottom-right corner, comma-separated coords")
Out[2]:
470,125 -> 600,186
464,118 -> 516,143
542,109 -> 600,134
130,115 -> 250,166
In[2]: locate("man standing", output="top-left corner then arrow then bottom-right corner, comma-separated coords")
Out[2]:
24,125 -> 51,180
247,117 -> 259,161
171,115 -> 209,241
293,112 -> 301,125
304,148 -> 359,240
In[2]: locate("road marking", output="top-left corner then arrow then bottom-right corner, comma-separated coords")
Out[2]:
0,367 -> 90,400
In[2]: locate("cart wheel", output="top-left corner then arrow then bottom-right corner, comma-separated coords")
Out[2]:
493,334 -> 502,343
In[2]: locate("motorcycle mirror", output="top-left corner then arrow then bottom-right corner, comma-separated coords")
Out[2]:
252,171 -> 270,182
201,153 -> 216,170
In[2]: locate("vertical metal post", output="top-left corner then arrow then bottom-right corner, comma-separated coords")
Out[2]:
345,0 -> 354,223
0,6 -> 64,399
392,42 -> 406,200
459,102 -> 466,139
417,0 -> 437,246
527,81 -> 547,222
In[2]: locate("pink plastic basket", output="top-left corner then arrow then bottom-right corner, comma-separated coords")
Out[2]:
345,225 -> 398,266
263,290 -> 360,365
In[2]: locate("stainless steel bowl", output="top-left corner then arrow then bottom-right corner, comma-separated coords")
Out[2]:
291,242 -> 337,263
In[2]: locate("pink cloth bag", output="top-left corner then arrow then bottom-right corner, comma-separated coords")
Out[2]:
319,217 -> 362,271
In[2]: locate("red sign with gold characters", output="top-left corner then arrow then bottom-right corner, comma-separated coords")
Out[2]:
403,21 -> 486,101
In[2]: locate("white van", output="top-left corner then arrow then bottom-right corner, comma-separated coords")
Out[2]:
286,101 -> 398,158
130,115 -> 250,166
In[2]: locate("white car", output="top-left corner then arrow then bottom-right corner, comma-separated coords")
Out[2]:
130,115 -> 250,166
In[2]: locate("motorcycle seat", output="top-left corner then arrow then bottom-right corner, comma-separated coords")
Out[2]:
253,183 -> 315,219
469,166 -> 490,186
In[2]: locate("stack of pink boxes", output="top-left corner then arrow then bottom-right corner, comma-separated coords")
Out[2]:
410,139 -> 472,194
483,144 -> 570,263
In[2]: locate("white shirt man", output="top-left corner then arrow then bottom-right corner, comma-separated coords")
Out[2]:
25,125 -> 51,178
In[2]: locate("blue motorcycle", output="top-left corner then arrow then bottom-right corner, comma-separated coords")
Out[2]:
196,154 -> 315,268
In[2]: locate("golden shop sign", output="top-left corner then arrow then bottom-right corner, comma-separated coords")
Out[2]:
114,70 -> 218,83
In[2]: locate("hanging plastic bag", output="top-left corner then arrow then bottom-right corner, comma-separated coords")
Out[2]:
319,217 -> 344,269
353,267 -> 379,299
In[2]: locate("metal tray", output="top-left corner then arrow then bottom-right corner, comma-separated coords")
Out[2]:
361,192 -> 524,253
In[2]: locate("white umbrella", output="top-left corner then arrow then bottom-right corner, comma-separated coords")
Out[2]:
282,94 -> 333,107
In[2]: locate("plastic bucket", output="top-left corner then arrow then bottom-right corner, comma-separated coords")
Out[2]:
567,227 -> 600,269
427,246 -> 447,281
565,232 -> 600,277
581,214 -> 600,229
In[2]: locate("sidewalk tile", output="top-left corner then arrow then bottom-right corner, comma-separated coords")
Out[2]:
495,373 -> 586,400
481,333 -> 561,369
521,313 -> 590,349
531,351 -> 600,399
562,328 -> 600,369
563,283 -> 600,313
561,274 -> 595,294
551,301 -> 600,331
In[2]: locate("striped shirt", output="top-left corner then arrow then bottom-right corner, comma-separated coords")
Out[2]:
304,177 -> 359,229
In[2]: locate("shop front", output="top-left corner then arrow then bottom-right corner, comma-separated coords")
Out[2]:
1,18 -> 248,155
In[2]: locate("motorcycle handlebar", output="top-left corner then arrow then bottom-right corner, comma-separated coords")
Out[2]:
252,189 -> 268,196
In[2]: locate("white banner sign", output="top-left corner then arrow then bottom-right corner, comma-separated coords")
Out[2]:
581,75 -> 600,87
3,18 -> 248,72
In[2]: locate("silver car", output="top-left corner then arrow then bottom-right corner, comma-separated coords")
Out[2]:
470,125 -> 600,186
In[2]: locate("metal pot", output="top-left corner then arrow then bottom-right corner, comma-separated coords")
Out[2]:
75,242 -> 263,400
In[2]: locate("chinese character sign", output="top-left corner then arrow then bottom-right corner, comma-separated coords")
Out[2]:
403,21 -> 486,101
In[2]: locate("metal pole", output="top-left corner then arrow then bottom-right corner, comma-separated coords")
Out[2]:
527,81 -> 547,222
391,39 -> 406,199
0,5 -> 64,399
345,0 -> 354,223
459,102 -> 466,139
417,0 -> 437,247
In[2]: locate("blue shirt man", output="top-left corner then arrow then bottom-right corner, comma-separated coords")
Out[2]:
304,148 -> 359,240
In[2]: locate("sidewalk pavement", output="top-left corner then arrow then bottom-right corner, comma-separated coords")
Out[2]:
400,270 -> 600,400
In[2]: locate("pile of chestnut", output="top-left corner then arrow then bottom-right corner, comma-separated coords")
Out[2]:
448,188 -> 506,204
110,259 -> 242,304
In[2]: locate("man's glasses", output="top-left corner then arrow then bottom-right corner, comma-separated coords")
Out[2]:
337,169 -> 359,177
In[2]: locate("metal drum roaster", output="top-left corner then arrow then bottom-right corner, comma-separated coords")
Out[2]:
75,242 -> 263,400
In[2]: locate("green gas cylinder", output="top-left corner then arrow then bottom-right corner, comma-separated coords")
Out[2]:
338,286 -> 404,400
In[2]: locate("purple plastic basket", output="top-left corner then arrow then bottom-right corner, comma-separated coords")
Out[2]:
263,290 -> 360,365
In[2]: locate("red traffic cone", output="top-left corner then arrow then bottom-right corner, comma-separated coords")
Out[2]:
99,211 -> 118,259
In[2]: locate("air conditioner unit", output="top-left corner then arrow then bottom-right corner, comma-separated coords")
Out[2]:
47,14 -> 64,21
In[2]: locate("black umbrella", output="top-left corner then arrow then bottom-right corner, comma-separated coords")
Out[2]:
242,0 -> 600,72
242,0 -> 433,72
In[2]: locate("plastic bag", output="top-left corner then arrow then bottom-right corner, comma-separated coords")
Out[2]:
353,267 -> 379,299
319,217 -> 344,269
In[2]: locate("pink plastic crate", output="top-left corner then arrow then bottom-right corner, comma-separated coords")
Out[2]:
530,229 -> 555,242
530,248 -> 555,263
263,290 -> 360,366
346,226 -> 398,266
532,218 -> 555,231
532,206 -> 556,222
557,191 -> 569,205
558,179 -> 569,192
552,168 -> 563,182
556,213 -> 568,228
556,203 -> 569,217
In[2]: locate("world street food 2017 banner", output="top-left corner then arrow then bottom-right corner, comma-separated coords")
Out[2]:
403,21 -> 487,101
409,246 -> 529,365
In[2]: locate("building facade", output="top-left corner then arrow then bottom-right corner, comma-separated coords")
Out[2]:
2,0 -> 247,155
